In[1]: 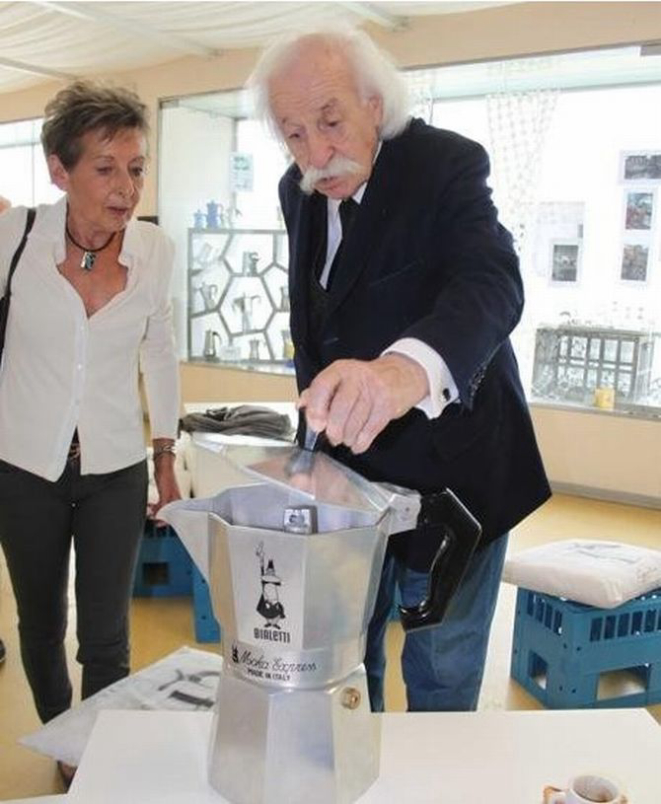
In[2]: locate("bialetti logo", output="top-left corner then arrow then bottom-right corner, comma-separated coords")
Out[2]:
253,626 -> 291,643
254,542 -> 291,643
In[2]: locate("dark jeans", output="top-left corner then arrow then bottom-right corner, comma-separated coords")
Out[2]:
365,534 -> 509,712
0,456 -> 147,723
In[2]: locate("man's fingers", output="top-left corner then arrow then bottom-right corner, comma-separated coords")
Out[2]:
352,407 -> 391,454
332,392 -> 372,448
325,371 -> 390,452
299,364 -> 345,432
324,377 -> 364,444
296,389 -> 309,411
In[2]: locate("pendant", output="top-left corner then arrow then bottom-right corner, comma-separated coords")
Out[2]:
81,251 -> 96,271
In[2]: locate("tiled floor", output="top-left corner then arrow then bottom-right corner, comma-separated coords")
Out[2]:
0,493 -> 659,800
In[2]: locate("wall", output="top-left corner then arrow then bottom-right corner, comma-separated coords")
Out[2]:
2,1 -> 659,506
531,406 -> 660,505
159,105 -> 234,353
180,362 -> 296,404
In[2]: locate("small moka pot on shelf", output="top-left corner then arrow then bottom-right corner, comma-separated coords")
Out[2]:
161,436 -> 481,804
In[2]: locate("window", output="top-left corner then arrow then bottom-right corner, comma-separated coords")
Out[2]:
422,48 -> 661,417
0,118 -> 61,207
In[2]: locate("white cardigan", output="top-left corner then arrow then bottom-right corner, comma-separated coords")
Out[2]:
0,197 -> 180,481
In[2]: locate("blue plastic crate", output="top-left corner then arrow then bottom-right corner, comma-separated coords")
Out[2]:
132,522 -> 193,598
511,587 -> 661,709
192,565 -> 221,643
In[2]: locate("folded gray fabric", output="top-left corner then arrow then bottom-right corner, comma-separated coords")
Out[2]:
179,405 -> 294,441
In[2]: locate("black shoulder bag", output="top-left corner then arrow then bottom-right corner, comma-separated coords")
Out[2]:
0,207 -> 36,362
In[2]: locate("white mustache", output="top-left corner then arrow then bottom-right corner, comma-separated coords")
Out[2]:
299,155 -> 363,195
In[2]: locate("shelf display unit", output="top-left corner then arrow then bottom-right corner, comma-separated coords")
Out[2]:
187,227 -> 293,368
531,325 -> 657,405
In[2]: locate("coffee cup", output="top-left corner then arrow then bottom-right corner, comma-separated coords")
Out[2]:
548,774 -> 622,804
594,387 -> 615,410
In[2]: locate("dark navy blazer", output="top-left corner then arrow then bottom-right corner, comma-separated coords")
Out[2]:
279,118 -> 551,569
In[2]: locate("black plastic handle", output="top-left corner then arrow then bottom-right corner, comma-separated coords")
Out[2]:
399,488 -> 482,632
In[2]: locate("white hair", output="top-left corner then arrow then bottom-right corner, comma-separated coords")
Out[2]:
248,24 -> 410,142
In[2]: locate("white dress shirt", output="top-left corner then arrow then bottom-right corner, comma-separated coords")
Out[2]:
0,197 -> 180,481
322,184 -> 458,418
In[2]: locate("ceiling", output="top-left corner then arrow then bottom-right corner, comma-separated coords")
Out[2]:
0,1 -> 512,95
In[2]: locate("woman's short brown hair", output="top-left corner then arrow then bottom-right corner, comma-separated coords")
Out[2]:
41,80 -> 149,169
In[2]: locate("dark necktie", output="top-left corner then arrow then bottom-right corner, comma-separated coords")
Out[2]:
327,197 -> 358,290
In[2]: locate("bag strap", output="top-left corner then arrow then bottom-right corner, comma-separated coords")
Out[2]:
0,207 -> 37,356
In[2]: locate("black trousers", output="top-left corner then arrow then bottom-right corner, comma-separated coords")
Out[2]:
0,455 -> 147,723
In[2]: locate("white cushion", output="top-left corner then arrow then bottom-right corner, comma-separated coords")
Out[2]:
503,540 -> 661,609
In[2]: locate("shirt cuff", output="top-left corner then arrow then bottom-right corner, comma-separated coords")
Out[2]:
383,338 -> 459,419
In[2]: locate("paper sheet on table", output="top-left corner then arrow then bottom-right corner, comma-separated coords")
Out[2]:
20,646 -> 222,766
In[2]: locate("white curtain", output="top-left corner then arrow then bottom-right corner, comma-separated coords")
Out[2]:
406,70 -> 435,125
487,86 -> 559,254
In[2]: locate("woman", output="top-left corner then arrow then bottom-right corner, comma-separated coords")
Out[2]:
0,82 -> 180,770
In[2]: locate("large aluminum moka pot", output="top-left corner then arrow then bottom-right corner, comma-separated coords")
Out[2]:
160,438 -> 481,804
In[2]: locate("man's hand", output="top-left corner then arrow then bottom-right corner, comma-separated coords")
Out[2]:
298,354 -> 429,454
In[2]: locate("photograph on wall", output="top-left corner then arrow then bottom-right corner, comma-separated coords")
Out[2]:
624,191 -> 654,230
620,242 -> 650,282
229,152 -> 254,192
533,202 -> 584,279
620,151 -> 661,183
550,240 -> 581,282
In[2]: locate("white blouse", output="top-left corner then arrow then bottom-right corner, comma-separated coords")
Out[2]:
0,196 -> 180,481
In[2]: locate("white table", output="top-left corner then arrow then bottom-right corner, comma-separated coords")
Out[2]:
64,708 -> 660,803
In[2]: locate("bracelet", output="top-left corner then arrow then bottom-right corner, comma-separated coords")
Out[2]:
153,443 -> 176,460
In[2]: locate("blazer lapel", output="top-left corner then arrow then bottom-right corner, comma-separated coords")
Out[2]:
288,190 -> 325,348
325,141 -> 401,317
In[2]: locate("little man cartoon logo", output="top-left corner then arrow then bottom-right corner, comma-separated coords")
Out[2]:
255,542 -> 286,629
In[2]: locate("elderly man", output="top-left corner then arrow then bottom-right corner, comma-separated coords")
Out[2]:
250,27 -> 551,712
